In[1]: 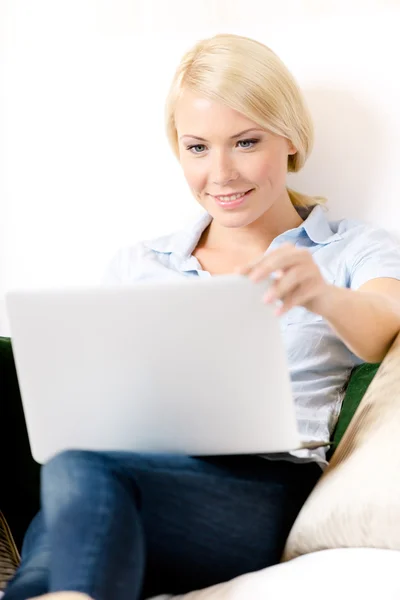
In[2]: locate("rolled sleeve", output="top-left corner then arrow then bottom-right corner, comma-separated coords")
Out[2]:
347,227 -> 400,290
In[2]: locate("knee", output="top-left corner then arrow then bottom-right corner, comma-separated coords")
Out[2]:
43,449 -> 105,486
42,450 -> 115,514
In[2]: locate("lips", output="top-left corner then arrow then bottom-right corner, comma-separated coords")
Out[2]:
213,191 -> 251,201
212,189 -> 254,210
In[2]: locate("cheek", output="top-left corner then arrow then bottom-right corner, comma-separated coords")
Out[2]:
180,158 -> 207,192
250,151 -> 287,186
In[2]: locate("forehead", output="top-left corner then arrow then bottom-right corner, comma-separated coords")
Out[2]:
175,89 -> 259,139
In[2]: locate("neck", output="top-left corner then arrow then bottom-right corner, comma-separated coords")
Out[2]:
201,191 -> 305,254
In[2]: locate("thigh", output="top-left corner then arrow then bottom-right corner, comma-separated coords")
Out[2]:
106,453 -> 320,597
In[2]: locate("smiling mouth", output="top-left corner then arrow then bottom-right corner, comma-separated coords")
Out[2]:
211,189 -> 254,202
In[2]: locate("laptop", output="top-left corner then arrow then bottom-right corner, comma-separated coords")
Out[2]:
6,275 -> 303,464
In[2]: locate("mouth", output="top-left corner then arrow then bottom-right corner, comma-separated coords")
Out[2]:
210,189 -> 254,210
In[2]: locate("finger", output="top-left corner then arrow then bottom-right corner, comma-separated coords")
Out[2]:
273,281 -> 317,316
236,256 -> 265,275
236,243 -> 295,276
248,246 -> 309,283
263,265 -> 314,304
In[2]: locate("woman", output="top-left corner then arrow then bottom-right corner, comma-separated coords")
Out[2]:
5,33 -> 400,600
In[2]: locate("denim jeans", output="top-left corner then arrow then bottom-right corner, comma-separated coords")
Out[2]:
4,451 -> 320,600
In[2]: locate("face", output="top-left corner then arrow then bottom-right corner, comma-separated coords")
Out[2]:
175,89 -> 297,229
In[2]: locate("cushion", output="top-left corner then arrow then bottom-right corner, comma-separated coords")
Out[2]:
283,332 -> 400,560
331,361 -> 380,452
0,511 -> 19,591
147,548 -> 400,600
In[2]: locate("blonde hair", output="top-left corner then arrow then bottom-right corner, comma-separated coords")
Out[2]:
165,33 -> 325,209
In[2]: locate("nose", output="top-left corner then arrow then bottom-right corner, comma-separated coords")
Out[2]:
210,150 -> 239,186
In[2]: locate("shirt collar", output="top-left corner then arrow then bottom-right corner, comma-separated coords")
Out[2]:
144,205 -> 340,256
295,205 -> 341,245
143,212 -> 212,258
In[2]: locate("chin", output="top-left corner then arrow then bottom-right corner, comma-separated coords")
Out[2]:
212,209 -> 259,229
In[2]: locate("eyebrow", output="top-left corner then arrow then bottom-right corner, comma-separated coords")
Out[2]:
179,128 -> 265,142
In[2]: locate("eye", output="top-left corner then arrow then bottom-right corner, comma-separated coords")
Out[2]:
187,144 -> 207,154
237,138 -> 259,149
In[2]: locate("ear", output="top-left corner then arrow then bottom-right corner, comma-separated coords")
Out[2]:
288,141 -> 297,155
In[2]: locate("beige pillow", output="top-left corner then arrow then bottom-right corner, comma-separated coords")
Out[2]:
146,548 -> 400,600
283,332 -> 400,561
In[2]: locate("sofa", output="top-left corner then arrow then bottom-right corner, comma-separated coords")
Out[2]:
1,332 -> 399,598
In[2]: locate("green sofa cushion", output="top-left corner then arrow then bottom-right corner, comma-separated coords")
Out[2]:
331,362 -> 380,452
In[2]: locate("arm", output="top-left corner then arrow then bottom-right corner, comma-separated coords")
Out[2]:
239,244 -> 400,364
311,279 -> 400,363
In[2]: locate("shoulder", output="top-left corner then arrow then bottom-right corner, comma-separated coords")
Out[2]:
105,211 -> 213,280
112,239 -> 160,264
106,225 -> 188,266
330,217 -> 400,289
329,216 -> 373,238
101,219 -> 199,285
329,216 -> 400,254
101,241 -> 152,284
102,242 -> 163,285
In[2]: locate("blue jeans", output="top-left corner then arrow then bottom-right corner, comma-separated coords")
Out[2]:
4,451 -> 320,600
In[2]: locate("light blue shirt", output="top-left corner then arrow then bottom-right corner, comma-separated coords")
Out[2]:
103,205 -> 400,465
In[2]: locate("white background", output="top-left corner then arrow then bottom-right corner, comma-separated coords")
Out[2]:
1,0 -> 400,335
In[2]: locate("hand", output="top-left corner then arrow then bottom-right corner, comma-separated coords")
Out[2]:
238,243 -> 331,316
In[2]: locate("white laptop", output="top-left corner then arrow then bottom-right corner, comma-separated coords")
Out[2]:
6,275 -> 304,464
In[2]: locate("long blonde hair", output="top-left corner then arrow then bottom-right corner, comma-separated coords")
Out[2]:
165,33 -> 324,209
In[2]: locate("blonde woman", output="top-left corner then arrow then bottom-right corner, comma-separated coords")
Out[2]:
5,34 -> 400,600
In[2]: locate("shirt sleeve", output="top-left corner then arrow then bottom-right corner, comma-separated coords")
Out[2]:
347,226 -> 400,290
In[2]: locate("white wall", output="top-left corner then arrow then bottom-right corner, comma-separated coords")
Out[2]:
2,0 -> 400,336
